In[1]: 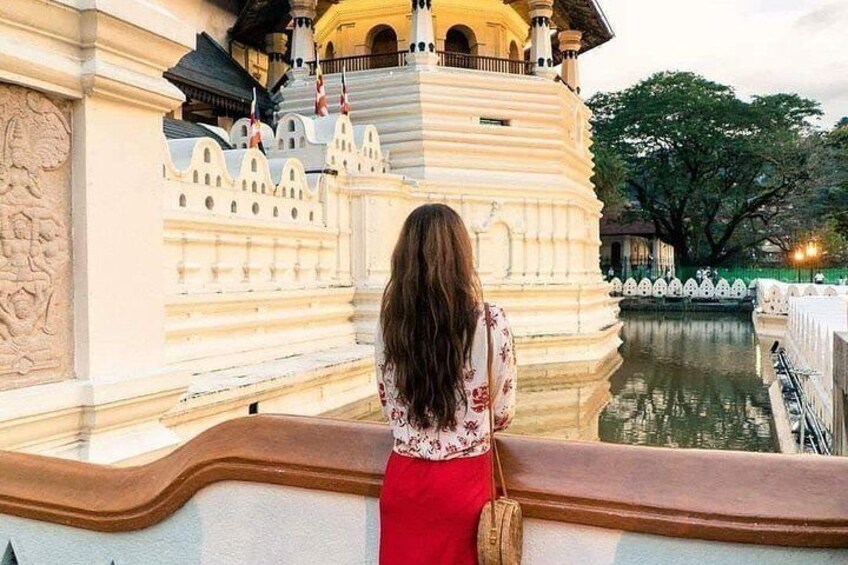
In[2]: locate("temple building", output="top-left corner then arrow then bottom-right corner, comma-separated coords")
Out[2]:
0,0 -> 619,464
600,217 -> 676,279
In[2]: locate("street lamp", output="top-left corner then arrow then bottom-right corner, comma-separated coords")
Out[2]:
793,248 -> 805,283
806,242 -> 820,283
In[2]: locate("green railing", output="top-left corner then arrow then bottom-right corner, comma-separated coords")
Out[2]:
674,266 -> 848,285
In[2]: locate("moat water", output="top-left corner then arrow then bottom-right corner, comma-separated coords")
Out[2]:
357,312 -> 775,453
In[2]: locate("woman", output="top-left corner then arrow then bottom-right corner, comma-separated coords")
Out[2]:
375,203 -> 517,565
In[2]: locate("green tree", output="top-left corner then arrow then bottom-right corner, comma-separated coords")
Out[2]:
589,72 -> 822,266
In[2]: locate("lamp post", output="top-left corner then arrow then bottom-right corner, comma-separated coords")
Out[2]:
805,242 -> 819,283
793,249 -> 805,283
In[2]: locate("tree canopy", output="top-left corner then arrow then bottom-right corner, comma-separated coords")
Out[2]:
589,71 -> 824,267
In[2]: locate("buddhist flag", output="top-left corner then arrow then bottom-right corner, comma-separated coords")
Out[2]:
248,88 -> 265,154
340,64 -> 351,115
315,51 -> 329,117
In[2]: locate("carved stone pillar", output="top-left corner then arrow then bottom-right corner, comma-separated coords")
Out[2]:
0,0 -> 195,464
288,0 -> 317,83
407,0 -> 438,67
558,29 -> 582,93
266,32 -> 290,89
528,0 -> 555,78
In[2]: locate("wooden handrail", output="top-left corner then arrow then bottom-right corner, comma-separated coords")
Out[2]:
307,51 -> 534,76
309,51 -> 406,75
0,415 -> 847,546
437,51 -> 534,75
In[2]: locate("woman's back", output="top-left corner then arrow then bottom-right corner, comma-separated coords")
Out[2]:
376,303 -> 517,461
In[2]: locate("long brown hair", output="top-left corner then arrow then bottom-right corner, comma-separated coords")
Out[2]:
380,204 -> 482,430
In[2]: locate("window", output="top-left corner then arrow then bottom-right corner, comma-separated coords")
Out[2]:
367,25 -> 399,68
231,201 -> 238,213
252,202 -> 259,215
192,171 -> 199,183
252,181 -> 258,193
251,159 -> 257,172
204,173 -> 211,185
241,125 -> 248,136
179,194 -> 186,207
479,117 -> 510,127
289,138 -> 296,149
289,169 -> 295,182
216,176 -> 222,187
446,26 -> 477,56
205,196 -> 214,210
273,206 -> 279,217
291,207 -> 298,220
288,120 -> 296,133
203,148 -> 211,163
299,137 -> 306,148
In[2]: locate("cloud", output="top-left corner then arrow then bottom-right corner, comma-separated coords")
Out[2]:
581,0 -> 848,127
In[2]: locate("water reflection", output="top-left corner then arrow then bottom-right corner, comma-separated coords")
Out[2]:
353,312 -> 774,452
597,312 -> 774,452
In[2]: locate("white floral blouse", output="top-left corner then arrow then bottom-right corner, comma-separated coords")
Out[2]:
375,304 -> 517,461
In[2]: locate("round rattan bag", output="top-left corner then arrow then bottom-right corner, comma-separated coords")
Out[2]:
477,496 -> 523,565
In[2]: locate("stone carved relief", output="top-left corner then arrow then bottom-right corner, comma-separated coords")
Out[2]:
0,84 -> 71,391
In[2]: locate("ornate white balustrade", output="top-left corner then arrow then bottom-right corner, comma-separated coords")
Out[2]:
610,277 -> 750,300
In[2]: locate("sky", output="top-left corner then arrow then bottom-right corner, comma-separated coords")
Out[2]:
580,0 -> 848,128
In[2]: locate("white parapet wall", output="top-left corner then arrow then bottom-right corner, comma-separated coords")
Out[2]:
1,417 -> 846,565
786,296 -> 848,432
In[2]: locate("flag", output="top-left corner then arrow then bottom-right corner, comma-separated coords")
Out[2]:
248,87 -> 265,154
340,64 -> 351,116
315,50 -> 329,117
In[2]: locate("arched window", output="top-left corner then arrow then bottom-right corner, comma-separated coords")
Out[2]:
241,124 -> 248,136
509,41 -> 520,61
288,120 -> 296,133
445,26 -> 477,68
203,148 -> 211,163
325,42 -> 336,60
289,138 -> 296,149
367,25 -> 398,69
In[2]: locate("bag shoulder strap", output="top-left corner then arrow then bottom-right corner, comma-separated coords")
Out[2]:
484,303 -> 509,501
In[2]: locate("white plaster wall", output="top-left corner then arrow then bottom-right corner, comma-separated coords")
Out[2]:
0,483 -> 843,565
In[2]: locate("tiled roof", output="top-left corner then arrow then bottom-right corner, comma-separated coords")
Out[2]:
600,218 -> 657,237
165,32 -> 273,119
163,118 -> 232,149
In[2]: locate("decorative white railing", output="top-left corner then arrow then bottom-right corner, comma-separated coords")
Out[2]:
756,280 -> 848,316
609,277 -> 750,300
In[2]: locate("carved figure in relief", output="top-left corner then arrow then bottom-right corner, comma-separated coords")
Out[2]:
0,84 -> 70,385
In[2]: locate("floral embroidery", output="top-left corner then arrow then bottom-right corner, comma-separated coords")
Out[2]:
378,382 -> 387,406
470,385 -> 489,413
463,420 -> 480,436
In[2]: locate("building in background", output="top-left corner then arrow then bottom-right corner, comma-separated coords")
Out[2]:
0,0 -> 619,464
600,217 -> 675,279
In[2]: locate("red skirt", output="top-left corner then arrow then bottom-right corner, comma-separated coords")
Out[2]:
379,450 -> 492,565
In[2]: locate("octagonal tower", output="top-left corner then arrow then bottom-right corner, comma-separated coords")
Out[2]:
276,0 -> 619,373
